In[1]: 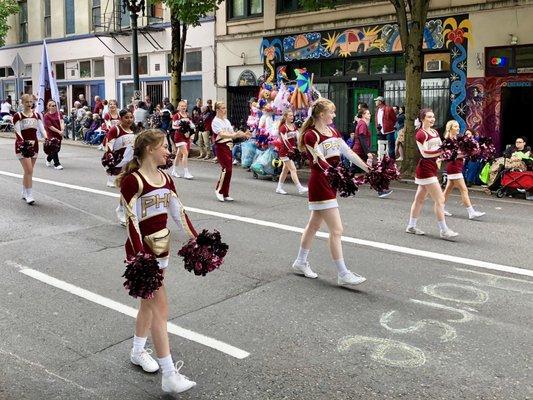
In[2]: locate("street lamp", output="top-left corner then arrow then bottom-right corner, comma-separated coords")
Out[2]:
122,0 -> 145,92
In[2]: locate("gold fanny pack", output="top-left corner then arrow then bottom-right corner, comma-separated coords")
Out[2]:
143,228 -> 171,256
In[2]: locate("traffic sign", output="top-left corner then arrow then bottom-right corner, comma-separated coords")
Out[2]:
11,54 -> 24,77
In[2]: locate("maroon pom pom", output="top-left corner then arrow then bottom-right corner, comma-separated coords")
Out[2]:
122,252 -> 164,299
178,119 -> 194,137
16,140 -> 35,158
178,230 -> 229,276
325,164 -> 359,197
439,138 -> 459,161
101,151 -> 123,174
159,156 -> 174,170
357,156 -> 400,193
457,135 -> 480,159
43,137 -> 61,155
476,137 -> 496,161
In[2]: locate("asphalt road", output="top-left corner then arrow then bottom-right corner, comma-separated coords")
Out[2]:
0,137 -> 532,400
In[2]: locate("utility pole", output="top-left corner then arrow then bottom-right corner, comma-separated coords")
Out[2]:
122,0 -> 145,93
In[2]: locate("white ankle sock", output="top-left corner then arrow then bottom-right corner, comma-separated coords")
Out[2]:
158,354 -> 175,377
26,188 -> 32,197
132,335 -> 147,356
296,247 -> 310,264
408,217 -> 417,228
277,182 -> 284,190
22,187 -> 27,196
334,258 -> 349,276
466,206 -> 475,215
437,220 -> 448,231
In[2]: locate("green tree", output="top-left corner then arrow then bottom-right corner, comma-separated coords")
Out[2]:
0,0 -> 19,47
299,0 -> 430,176
154,0 -> 222,106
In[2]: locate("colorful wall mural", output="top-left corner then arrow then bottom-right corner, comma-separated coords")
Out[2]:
466,74 -> 533,152
261,15 -> 471,132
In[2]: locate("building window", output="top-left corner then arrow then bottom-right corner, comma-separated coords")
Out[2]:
92,0 -> 101,30
118,57 -> 132,76
93,59 -> 104,77
44,0 -> 51,37
185,51 -> 202,72
345,59 -> 368,75
228,0 -> 262,19
80,61 -> 92,78
277,0 -> 351,13
139,56 -> 148,75
515,45 -> 533,72
24,64 -> 32,77
65,0 -> 75,34
55,63 -> 65,80
370,56 -> 395,75
19,1 -> 28,43
148,3 -> 163,22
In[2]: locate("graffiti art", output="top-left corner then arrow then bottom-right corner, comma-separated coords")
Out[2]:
283,33 -> 331,61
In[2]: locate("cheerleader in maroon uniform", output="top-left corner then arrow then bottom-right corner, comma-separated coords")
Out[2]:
442,121 -> 485,219
170,100 -> 194,179
406,109 -> 458,240
275,109 -> 308,195
292,99 -> 370,286
43,99 -> 64,169
105,109 -> 135,225
100,99 -> 120,149
13,94 -> 46,205
118,129 -> 197,395
211,101 -> 250,202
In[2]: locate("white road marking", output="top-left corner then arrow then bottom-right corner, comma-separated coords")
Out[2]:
7,262 -> 249,359
1,169 -> 532,278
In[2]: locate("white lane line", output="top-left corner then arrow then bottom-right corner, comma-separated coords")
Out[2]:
1,170 -> 532,278
7,262 -> 249,359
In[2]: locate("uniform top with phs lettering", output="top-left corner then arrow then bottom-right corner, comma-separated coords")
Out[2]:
120,170 -> 196,260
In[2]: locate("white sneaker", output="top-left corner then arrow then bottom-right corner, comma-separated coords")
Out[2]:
183,172 -> 194,180
97,144 -> 104,151
232,159 -> 239,165
338,271 -> 366,286
130,349 -> 159,373
106,177 -> 116,188
45,160 -> 52,167
54,165 -> 64,170
291,261 -> 318,279
468,210 -> 486,220
276,187 -> 287,195
25,195 -> 35,205
405,226 -> 425,235
224,196 -> 234,201
298,186 -> 309,194
116,206 -> 126,226
443,210 -> 453,217
440,228 -> 459,241
161,361 -> 196,394
215,191 -> 225,202
171,169 -> 180,178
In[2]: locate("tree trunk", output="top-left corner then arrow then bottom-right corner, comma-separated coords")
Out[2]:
170,7 -> 184,107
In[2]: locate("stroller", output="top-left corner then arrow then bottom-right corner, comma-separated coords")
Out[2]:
494,171 -> 533,198
0,114 -> 13,132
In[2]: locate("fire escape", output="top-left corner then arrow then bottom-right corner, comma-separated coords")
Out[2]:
92,0 -> 165,54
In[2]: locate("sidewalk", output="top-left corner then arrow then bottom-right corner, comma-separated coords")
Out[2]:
0,131 -> 499,195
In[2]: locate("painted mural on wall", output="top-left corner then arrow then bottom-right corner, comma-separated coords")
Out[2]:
466,74 -> 533,152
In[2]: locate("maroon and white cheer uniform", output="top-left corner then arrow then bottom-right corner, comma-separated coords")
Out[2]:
120,170 -> 196,269
304,126 -> 367,211
446,145 -> 464,180
13,111 -> 46,158
105,125 -> 135,175
278,123 -> 298,161
415,128 -> 442,185
172,112 -> 194,148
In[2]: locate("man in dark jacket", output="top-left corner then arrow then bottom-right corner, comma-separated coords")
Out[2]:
374,96 -> 397,161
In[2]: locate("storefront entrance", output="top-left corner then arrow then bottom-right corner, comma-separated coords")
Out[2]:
500,85 -> 533,151
352,87 -> 379,150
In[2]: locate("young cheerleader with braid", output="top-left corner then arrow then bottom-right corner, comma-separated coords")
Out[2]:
13,94 -> 47,205
170,100 -> 194,180
292,98 -> 370,286
406,109 -> 458,240
118,129 -> 197,395
275,109 -> 308,195
442,121 -> 485,219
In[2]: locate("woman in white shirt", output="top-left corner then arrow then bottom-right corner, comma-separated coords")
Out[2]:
211,101 -> 250,202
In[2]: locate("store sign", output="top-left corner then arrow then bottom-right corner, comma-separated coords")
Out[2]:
237,70 -> 257,86
490,57 -> 507,67
228,65 -> 263,87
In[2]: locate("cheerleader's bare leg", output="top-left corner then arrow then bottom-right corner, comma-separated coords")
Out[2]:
19,157 -> 36,204
292,211 -> 322,278
276,162 -> 290,194
442,179 -> 456,216
321,208 -> 366,285
426,182 -> 458,239
181,147 -> 193,179
456,178 -> 485,219
406,185 -> 428,235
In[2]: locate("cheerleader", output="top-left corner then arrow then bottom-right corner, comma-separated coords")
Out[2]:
13,94 -> 46,205
100,99 -> 120,150
43,99 -> 64,170
170,100 -> 194,179
105,109 -> 135,226
406,109 -> 458,240
212,101 -> 250,202
276,109 -> 308,195
117,129 -> 197,395
442,121 -> 485,219
292,98 -> 370,286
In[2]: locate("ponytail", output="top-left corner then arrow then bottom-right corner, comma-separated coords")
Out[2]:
115,158 -> 140,187
298,115 -> 315,152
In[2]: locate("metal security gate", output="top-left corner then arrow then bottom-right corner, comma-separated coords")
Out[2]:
384,78 -> 450,129
227,86 -> 259,128
146,82 -> 163,107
